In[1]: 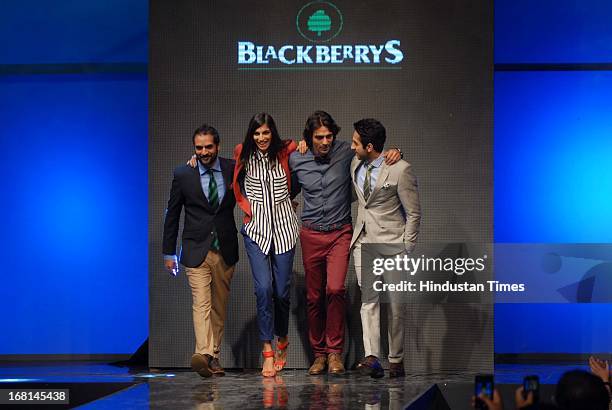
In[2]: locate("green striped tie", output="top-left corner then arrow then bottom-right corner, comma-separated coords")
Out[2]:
363,163 -> 374,201
207,169 -> 220,250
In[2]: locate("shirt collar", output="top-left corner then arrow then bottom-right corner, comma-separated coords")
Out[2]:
255,149 -> 268,161
372,155 -> 384,168
198,158 -> 221,175
364,155 -> 384,169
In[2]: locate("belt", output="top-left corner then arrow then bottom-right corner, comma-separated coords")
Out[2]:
302,220 -> 351,232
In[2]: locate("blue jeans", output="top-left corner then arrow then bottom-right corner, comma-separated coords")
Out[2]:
242,228 -> 295,341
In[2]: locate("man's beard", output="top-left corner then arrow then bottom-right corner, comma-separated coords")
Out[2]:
197,153 -> 216,165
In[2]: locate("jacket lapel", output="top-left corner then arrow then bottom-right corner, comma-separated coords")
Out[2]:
365,162 -> 390,206
218,157 -> 233,208
351,157 -> 365,204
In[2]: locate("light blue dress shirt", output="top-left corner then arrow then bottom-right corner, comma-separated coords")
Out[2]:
199,158 -> 225,204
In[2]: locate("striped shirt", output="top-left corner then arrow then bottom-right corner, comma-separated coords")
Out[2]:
244,150 -> 299,255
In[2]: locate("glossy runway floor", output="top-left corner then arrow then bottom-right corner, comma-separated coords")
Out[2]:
0,362 -> 591,409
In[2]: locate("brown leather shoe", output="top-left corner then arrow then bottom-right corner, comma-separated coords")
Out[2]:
308,356 -> 327,375
191,353 -> 212,378
327,353 -> 345,375
209,357 -> 225,376
389,361 -> 405,378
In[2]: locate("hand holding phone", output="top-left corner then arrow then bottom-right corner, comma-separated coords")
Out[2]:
474,374 -> 494,409
523,375 -> 539,403
164,256 -> 179,276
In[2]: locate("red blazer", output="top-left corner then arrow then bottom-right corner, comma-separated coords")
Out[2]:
233,140 -> 297,224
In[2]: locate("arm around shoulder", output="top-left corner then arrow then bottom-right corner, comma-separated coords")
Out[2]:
233,143 -> 242,161
285,139 -> 297,154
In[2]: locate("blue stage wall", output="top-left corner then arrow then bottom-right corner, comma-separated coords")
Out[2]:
0,1 -> 147,354
494,70 -> 612,353
0,0 -> 147,64
495,0 -> 612,64
494,0 -> 612,354
495,71 -> 612,244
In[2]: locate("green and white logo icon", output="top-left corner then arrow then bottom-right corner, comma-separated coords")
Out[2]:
307,10 -> 331,37
296,1 -> 343,43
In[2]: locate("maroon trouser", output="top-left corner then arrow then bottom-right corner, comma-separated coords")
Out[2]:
300,224 -> 352,357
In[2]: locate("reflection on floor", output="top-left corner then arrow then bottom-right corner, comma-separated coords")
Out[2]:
0,362 -> 592,409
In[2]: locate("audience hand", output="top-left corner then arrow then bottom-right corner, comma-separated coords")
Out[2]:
471,389 -> 503,410
589,356 -> 610,382
514,386 -> 534,409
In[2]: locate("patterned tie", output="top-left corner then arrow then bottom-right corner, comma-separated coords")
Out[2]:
207,168 -> 220,250
363,163 -> 374,201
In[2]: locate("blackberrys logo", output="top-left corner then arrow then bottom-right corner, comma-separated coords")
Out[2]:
296,1 -> 343,43
237,0 -> 403,68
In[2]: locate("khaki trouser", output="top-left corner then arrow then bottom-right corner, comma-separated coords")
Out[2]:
185,250 -> 235,357
353,233 -> 406,363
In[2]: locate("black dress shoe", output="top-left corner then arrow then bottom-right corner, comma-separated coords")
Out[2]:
191,353 -> 212,377
358,356 -> 384,379
389,361 -> 405,378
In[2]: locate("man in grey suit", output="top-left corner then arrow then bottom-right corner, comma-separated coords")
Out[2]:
350,118 -> 421,378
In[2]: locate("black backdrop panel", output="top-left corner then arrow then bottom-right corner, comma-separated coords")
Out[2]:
149,0 -> 493,371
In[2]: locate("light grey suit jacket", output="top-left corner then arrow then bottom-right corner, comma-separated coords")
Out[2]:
350,156 -> 421,251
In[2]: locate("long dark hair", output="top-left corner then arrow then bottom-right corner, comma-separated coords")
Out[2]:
303,110 -> 341,150
239,112 -> 286,165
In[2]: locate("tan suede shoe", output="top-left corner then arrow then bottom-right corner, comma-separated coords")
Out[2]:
191,353 -> 212,378
308,356 -> 327,375
327,353 -> 345,375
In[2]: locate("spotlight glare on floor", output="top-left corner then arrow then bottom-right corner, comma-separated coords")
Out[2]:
135,373 -> 175,378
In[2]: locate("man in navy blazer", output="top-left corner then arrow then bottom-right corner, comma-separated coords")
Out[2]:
162,124 -> 239,378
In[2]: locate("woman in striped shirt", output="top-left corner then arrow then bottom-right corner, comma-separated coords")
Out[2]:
233,113 -> 299,377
